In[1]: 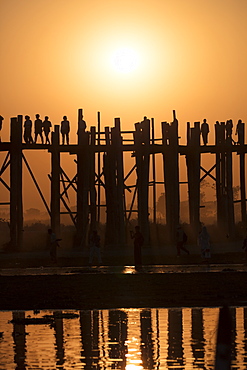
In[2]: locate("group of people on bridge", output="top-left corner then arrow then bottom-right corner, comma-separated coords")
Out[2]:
200,118 -> 245,146
0,113 -> 245,147
23,114 -> 87,145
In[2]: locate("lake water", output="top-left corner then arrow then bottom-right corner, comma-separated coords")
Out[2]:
0,306 -> 246,369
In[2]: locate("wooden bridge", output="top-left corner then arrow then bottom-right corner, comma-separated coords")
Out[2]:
0,109 -> 246,250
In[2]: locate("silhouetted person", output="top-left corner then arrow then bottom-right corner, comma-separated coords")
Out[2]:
23,115 -> 33,144
88,230 -> 102,266
43,116 -> 52,144
47,228 -> 61,263
235,119 -> 244,145
34,114 -> 44,144
0,115 -> 3,142
61,115 -> 70,145
201,118 -> 209,145
198,225 -> 211,261
176,225 -> 189,257
225,119 -> 233,139
77,115 -> 87,134
130,225 -> 144,269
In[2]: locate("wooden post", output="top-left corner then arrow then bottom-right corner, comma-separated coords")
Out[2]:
161,116 -> 180,243
97,112 -> 101,223
186,122 -> 201,236
239,122 -> 246,223
226,140 -> 235,236
134,117 -> 150,245
10,116 -> 23,250
50,125 -> 60,237
151,118 -> 156,224
215,123 -> 228,230
103,126 -> 118,245
103,120 -> 126,246
76,130 -> 90,247
89,126 -> 97,231
215,122 -> 222,228
78,108 -> 83,124
112,118 -> 125,244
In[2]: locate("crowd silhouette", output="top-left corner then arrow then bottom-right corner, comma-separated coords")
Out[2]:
21,114 -> 87,145
0,114 -> 244,146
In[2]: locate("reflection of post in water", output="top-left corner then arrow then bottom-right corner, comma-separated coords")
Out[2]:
53,311 -> 65,367
229,307 -> 237,364
191,308 -> 204,365
12,311 -> 26,369
244,308 -> 247,360
108,310 -> 127,369
214,305 -> 232,370
140,309 -> 154,369
79,310 -> 100,369
168,309 -> 183,367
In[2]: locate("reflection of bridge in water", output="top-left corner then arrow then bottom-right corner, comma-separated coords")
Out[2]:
1,306 -> 247,369
0,109 -> 246,249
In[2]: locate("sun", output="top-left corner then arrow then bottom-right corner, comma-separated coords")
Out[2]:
110,47 -> 139,74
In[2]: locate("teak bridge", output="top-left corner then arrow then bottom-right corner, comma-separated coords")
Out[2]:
0,109 -> 246,250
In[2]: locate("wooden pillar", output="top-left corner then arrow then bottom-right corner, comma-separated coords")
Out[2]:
10,115 -> 23,250
215,122 -> 228,230
103,120 -> 126,246
215,122 -> 222,228
89,127 -> 97,231
103,126 -> 118,245
112,118 -> 125,244
151,118 -> 156,224
76,130 -> 90,247
97,112 -> 101,223
161,117 -> 179,242
186,122 -> 201,235
50,125 -> 60,237
239,122 -> 246,223
134,117 -> 150,245
226,141 -> 235,236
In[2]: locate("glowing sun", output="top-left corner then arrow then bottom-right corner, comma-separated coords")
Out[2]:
111,47 -> 139,73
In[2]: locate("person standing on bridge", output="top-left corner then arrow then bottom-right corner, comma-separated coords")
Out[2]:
235,119 -> 244,145
225,119 -> 233,140
201,119 -> 209,145
23,115 -> 33,144
34,114 -> 44,144
61,115 -> 70,145
43,116 -> 52,144
77,114 -> 87,134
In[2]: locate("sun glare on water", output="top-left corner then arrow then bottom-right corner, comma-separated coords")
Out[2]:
110,47 -> 139,74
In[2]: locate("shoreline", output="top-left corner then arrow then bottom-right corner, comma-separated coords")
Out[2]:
1,270 -> 247,311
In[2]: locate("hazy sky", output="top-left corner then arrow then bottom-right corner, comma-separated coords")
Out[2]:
1,0 -> 247,211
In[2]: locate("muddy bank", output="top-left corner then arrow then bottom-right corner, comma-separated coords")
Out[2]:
0,271 -> 247,310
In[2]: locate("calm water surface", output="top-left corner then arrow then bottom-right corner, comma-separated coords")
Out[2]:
0,306 -> 246,369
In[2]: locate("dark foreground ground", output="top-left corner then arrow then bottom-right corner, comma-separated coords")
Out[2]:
1,271 -> 247,311
1,249 -> 247,310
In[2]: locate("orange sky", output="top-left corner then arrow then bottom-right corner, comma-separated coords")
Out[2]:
1,0 -> 247,212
